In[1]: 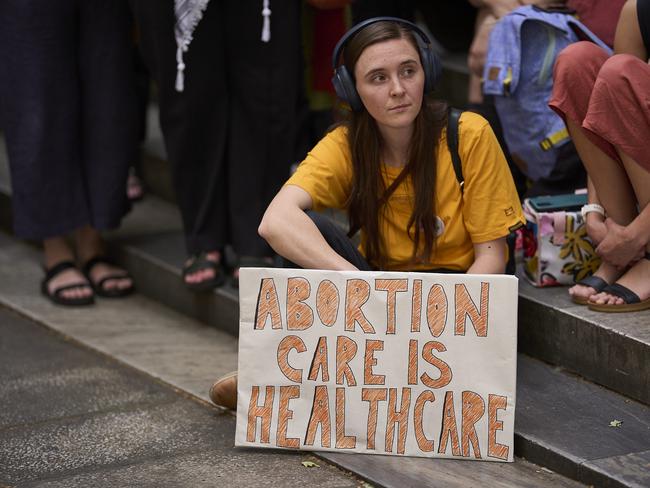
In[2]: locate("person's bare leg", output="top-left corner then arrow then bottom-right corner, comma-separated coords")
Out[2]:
43,237 -> 92,300
565,119 -> 636,301
591,149 -> 650,305
75,225 -> 133,291
567,119 -> 638,223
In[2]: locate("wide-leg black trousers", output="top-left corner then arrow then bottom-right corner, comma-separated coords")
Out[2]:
129,0 -> 303,256
0,0 -> 137,240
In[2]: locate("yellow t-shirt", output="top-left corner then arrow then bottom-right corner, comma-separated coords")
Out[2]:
286,112 -> 525,271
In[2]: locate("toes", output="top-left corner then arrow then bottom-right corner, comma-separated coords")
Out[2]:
60,285 -> 92,300
569,284 -> 595,300
184,268 -> 215,284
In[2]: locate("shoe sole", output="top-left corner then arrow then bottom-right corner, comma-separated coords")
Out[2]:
588,298 -> 650,313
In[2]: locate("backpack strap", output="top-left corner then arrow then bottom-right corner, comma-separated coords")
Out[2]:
447,108 -> 464,194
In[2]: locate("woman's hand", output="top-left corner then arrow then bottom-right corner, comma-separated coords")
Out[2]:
585,212 -> 607,246
596,218 -> 646,268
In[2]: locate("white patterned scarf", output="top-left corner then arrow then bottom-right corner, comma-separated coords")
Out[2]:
174,0 -> 272,92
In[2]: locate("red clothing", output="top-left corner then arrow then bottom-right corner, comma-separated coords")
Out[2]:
568,0 -> 626,47
550,41 -> 650,173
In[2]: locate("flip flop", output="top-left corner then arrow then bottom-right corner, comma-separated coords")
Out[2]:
588,283 -> 650,313
82,256 -> 135,298
182,251 -> 225,292
571,275 -> 609,305
41,261 -> 95,306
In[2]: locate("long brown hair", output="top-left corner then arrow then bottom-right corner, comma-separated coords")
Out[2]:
342,21 -> 448,269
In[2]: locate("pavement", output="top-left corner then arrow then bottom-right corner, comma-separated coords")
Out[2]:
0,305 -> 365,488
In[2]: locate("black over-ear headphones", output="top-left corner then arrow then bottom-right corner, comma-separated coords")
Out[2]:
331,16 -> 442,112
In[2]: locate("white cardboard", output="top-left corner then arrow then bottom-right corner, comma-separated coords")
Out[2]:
235,268 -> 518,462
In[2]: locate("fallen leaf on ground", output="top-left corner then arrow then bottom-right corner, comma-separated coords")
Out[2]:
302,461 -> 320,468
609,419 -> 623,427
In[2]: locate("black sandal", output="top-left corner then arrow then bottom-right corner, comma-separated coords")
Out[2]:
82,256 -> 135,298
571,275 -> 610,305
182,251 -> 225,292
41,261 -> 95,307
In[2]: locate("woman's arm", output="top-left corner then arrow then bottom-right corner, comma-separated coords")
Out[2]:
258,185 -> 359,271
467,237 -> 508,274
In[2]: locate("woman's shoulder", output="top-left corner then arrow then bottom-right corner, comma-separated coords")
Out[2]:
457,111 -> 490,134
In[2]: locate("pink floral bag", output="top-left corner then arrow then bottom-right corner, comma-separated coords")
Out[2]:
522,198 -> 601,287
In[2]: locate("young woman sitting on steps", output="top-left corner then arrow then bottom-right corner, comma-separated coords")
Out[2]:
209,17 -> 525,409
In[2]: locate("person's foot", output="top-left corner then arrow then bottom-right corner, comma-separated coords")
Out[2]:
183,251 -> 224,290
43,237 -> 94,303
568,261 -> 623,304
589,257 -> 650,306
82,257 -> 135,297
42,262 -> 94,305
209,371 -> 238,410
75,226 -> 134,295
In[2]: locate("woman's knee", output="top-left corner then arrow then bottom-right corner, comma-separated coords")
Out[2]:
554,42 -> 608,85
596,54 -> 648,92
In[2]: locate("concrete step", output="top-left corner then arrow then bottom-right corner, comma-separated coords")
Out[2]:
0,230 -> 585,488
518,282 -> 650,406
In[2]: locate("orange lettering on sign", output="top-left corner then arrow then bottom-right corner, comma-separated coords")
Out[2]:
344,279 -> 375,333
286,277 -> 313,330
246,386 -> 275,443
316,279 -> 340,326
414,390 -> 436,452
375,278 -> 408,334
438,391 -> 461,456
254,278 -> 282,329
420,341 -> 452,389
364,339 -> 385,385
276,386 -> 301,448
361,388 -> 387,450
455,282 -> 489,337
276,335 -> 306,384
385,388 -> 412,454
488,394 -> 509,460
304,385 -> 331,448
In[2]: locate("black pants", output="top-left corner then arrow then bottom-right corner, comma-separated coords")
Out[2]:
0,0 -> 137,239
286,212 -> 459,273
129,0 -> 303,256
284,211 -> 373,271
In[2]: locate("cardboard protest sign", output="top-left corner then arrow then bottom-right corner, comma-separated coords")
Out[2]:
235,268 -> 518,462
